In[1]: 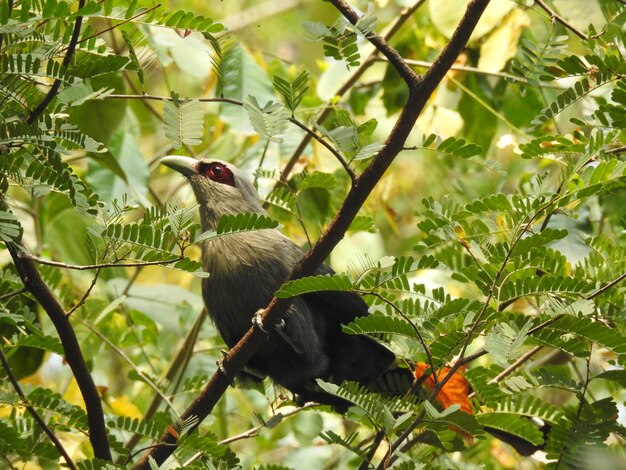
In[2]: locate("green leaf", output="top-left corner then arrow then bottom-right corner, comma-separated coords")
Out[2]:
195,213 -> 279,243
273,70 -> 310,113
317,380 -> 401,431
477,413 -> 545,446
242,96 -> 289,143
423,402 -> 484,437
0,211 -> 22,242
218,45 -> 275,133
276,274 -> 354,298
343,314 -> 419,340
163,97 -> 204,148
484,319 -> 533,365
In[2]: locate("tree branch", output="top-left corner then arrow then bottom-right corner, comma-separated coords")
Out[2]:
0,346 -> 77,470
27,0 -> 86,124
133,0 -> 491,467
6,243 -> 112,461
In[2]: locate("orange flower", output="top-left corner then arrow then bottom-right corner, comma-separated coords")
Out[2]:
413,362 -> 473,414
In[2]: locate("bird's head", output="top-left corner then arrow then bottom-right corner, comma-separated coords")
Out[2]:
160,156 -> 265,230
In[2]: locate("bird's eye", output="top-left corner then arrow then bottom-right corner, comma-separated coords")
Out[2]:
201,162 -> 236,187
211,164 -> 223,177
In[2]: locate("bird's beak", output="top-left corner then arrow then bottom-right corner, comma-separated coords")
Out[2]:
160,156 -> 198,176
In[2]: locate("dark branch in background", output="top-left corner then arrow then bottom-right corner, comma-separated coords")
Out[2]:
0,346 -> 77,470
5,243 -> 112,461
133,0 -> 491,467
27,0 -> 86,125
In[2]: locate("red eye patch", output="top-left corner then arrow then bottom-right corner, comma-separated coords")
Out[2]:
199,162 -> 235,187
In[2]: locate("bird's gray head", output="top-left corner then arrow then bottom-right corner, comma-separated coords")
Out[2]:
160,156 -> 265,230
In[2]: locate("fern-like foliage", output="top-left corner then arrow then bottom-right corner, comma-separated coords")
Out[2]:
303,21 -> 361,68
273,70 -> 310,114
195,212 -> 280,243
509,33 -> 569,87
243,95 -> 290,143
163,93 -> 204,148
276,274 -> 354,298
317,380 -> 415,432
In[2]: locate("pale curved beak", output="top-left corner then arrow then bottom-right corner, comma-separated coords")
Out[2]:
160,156 -> 198,176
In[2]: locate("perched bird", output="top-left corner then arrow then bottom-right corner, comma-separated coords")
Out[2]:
160,156 -> 412,407
160,156 -> 548,455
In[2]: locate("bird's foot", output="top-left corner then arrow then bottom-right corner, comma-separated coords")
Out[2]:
252,309 -> 270,333
216,350 -> 233,383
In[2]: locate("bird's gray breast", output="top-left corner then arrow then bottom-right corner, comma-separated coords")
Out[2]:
200,229 -> 298,346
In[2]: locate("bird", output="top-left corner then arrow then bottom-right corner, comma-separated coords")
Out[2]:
160,155 -> 549,455
160,156 -> 413,407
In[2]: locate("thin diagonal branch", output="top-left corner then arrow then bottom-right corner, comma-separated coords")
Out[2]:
0,346 -> 77,470
65,268 -> 101,317
0,287 -> 27,302
60,3 -> 162,53
74,316 -> 180,417
27,0 -> 86,124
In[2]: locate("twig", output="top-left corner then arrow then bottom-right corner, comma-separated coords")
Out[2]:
0,346 -> 77,470
0,287 -> 27,302
358,430 -> 386,470
288,117 -> 356,182
331,1 -> 417,85
66,268 -> 101,317
181,404 -> 317,466
221,403 -> 317,445
587,271 -> 626,300
606,145 -> 626,155
534,0 -> 588,41
398,58 -> 564,88
27,0 -> 86,124
5,242 -> 112,461
20,253 -> 184,271
468,345 -> 543,399
365,291 -> 436,386
73,316 -> 180,418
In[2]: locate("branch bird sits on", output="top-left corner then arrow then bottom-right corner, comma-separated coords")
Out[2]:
160,155 -> 414,408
